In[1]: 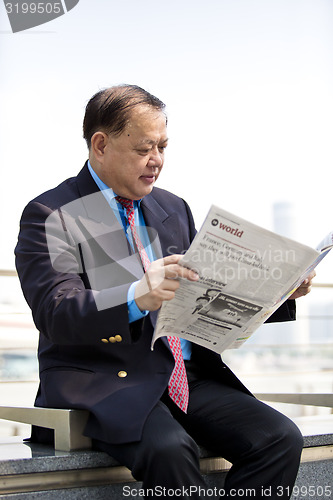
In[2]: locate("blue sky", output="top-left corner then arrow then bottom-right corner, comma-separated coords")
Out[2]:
0,0 -> 332,281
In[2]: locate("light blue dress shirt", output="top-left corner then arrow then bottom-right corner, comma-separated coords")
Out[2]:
87,161 -> 191,360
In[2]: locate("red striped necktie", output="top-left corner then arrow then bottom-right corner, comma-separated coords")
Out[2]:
116,196 -> 189,412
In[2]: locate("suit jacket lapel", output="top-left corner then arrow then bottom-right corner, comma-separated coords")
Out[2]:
141,192 -> 182,257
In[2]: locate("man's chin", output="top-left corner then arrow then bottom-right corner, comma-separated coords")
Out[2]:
137,182 -> 155,199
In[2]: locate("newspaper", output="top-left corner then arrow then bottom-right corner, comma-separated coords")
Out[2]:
152,205 -> 333,354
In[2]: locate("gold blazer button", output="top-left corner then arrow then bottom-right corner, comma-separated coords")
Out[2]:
118,371 -> 127,378
109,336 -> 116,343
101,339 -> 109,343
115,335 -> 122,342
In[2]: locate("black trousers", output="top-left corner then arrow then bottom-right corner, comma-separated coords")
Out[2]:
93,362 -> 303,499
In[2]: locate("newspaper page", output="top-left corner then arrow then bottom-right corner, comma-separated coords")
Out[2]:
152,205 -> 333,354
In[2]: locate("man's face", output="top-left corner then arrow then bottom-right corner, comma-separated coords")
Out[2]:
97,105 -> 168,200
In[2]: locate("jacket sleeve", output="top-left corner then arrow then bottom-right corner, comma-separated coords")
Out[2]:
15,200 -> 135,346
265,300 -> 296,323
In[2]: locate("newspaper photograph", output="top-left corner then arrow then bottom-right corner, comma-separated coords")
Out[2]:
152,205 -> 333,354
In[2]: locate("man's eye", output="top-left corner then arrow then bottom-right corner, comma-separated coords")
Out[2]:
137,149 -> 151,155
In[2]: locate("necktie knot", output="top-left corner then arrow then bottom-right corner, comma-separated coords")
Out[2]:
116,196 -> 134,213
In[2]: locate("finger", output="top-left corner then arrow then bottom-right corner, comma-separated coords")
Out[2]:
164,263 -> 199,281
298,284 -> 312,296
162,255 -> 199,280
307,270 -> 316,283
161,277 -> 180,292
162,254 -> 184,266
304,270 -> 316,284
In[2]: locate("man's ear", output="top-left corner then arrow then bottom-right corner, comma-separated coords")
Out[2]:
90,131 -> 108,162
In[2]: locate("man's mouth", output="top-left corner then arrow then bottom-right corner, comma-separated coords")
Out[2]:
140,174 -> 156,184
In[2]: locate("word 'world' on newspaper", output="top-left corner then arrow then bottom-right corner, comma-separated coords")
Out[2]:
152,205 -> 333,354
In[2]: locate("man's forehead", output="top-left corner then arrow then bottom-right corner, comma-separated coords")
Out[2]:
135,137 -> 169,145
123,107 -> 168,143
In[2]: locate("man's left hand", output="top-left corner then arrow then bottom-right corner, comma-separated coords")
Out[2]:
289,270 -> 316,300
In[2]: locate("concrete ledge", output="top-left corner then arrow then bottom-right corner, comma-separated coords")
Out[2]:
0,431 -> 332,497
0,407 -> 333,498
0,438 -> 229,497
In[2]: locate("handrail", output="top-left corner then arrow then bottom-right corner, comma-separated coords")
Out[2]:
0,270 -> 17,277
1,269 -> 333,287
254,393 -> 333,408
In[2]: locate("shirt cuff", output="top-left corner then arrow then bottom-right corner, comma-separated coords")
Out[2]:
128,281 -> 148,323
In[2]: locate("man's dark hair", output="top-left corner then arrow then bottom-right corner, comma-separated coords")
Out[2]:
83,84 -> 166,148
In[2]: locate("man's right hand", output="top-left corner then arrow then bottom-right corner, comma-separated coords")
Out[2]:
134,254 -> 199,312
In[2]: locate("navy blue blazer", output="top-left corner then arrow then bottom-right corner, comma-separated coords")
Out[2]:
15,162 -> 296,445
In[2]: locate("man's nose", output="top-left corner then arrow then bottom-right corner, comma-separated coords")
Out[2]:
148,149 -> 163,167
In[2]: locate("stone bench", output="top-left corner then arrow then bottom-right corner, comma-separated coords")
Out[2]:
0,400 -> 332,499
0,429 -> 332,499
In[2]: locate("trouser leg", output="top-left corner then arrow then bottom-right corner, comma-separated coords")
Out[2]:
92,400 -> 208,499
166,374 -> 303,500
93,366 -> 303,500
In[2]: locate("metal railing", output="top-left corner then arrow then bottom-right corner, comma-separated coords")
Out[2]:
0,270 -> 18,277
